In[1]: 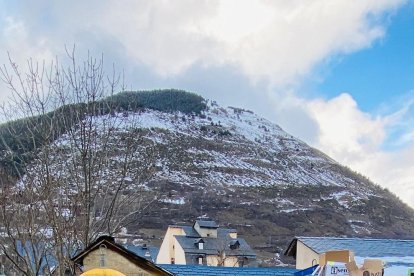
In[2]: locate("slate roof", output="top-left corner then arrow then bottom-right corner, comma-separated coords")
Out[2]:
285,236 -> 414,258
173,225 -> 255,257
217,228 -> 237,238
14,240 -> 59,275
123,244 -> 159,262
174,235 -> 256,257
194,220 -> 219,229
159,264 -> 298,276
179,225 -> 237,238
181,226 -> 201,237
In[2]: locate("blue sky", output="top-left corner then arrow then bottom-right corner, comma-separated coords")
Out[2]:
0,0 -> 413,207
318,1 -> 414,112
307,1 -> 414,153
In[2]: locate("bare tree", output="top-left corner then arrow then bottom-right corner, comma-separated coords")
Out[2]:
213,233 -> 255,268
0,48 -> 158,275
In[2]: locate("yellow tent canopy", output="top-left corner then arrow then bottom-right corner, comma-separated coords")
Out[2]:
80,268 -> 126,276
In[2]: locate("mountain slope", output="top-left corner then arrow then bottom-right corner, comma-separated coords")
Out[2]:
2,91 -> 414,264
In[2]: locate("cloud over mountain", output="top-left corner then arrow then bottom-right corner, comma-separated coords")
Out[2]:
0,0 -> 413,206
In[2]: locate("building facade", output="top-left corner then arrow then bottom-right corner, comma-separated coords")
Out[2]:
72,236 -> 172,276
156,219 -> 257,267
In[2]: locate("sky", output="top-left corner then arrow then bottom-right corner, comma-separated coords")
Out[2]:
0,0 -> 414,208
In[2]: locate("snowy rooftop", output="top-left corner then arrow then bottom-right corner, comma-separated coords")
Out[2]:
286,236 -> 414,274
295,236 -> 414,258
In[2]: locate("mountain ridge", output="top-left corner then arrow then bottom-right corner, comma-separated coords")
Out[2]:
1,90 -> 413,264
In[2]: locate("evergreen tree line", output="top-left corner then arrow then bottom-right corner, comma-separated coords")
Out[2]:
0,89 -> 207,175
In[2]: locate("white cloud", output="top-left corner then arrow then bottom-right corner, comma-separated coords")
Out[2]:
109,0 -> 401,86
0,16 -> 53,64
1,0 -> 413,208
286,93 -> 414,207
308,93 -> 386,162
0,0 -> 405,84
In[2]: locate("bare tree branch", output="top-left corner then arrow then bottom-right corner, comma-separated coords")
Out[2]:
0,50 -> 157,275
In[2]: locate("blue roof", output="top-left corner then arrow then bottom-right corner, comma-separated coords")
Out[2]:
297,237 -> 414,258
294,265 -> 318,276
159,264 -> 297,275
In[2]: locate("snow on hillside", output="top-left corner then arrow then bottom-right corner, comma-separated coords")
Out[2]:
11,100 -> 414,241
48,102 -> 374,203
9,99 -> 380,223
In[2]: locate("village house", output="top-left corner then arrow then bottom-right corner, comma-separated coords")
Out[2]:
71,235 -> 172,276
156,219 -> 257,267
69,234 -> 298,276
284,236 -> 414,274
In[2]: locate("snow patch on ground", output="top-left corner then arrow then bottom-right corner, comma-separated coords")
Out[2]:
17,103 -> 374,211
160,197 -> 186,205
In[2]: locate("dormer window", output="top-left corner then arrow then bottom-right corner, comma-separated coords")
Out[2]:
195,238 -> 205,250
229,240 -> 240,250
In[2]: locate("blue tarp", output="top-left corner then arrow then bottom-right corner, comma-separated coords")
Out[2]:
294,265 -> 318,276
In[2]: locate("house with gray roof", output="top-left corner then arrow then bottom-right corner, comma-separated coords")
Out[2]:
285,236 -> 414,275
156,219 -> 257,267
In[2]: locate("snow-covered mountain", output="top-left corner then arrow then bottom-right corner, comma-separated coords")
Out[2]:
84,103 -> 370,193
3,91 -> 414,263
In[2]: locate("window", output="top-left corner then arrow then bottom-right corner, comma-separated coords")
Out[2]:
229,240 -> 240,250
99,244 -> 107,267
194,238 -> 205,249
197,256 -> 203,265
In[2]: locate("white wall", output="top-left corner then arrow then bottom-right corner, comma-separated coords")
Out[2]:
156,226 -> 185,264
296,241 -> 319,269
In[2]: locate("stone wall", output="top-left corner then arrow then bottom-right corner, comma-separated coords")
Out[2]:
82,247 -> 159,276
